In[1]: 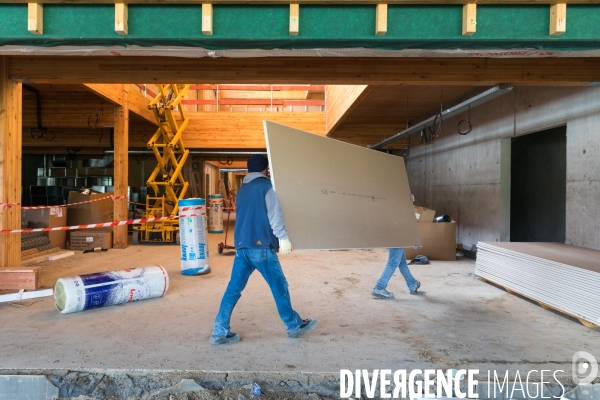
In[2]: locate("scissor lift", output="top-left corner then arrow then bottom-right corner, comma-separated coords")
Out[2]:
132,84 -> 190,244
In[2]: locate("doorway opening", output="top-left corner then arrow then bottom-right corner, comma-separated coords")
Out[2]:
510,125 -> 566,242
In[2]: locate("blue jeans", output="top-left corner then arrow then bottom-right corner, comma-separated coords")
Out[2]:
375,248 -> 418,292
212,248 -> 304,336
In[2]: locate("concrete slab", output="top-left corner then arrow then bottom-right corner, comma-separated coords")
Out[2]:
563,384 -> 600,400
0,375 -> 58,400
150,378 -> 207,397
0,226 -> 598,395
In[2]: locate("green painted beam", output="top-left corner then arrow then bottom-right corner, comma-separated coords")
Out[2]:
0,4 -> 599,50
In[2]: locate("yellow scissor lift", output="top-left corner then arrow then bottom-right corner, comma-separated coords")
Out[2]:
132,84 -> 190,244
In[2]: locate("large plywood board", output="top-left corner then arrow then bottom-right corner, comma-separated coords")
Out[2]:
263,120 -> 420,250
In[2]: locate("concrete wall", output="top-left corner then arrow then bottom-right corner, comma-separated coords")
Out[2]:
405,86 -> 600,251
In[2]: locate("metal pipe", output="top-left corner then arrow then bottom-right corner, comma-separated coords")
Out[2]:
369,84 -> 514,150
105,150 -> 267,155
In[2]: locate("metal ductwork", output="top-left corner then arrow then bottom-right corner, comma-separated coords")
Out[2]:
369,84 -> 515,150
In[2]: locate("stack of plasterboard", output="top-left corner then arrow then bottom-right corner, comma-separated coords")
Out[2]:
475,242 -> 600,327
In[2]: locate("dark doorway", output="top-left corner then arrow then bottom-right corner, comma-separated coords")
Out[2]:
510,126 -> 566,242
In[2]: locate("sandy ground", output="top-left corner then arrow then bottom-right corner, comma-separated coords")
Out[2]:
1,219 -> 598,377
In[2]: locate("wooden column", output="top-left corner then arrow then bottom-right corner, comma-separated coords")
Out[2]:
113,85 -> 129,249
0,57 -> 22,266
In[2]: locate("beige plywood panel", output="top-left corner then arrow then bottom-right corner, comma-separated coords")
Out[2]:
264,120 -> 420,250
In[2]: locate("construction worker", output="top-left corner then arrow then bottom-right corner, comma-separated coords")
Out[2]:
209,154 -> 317,345
371,194 -> 421,299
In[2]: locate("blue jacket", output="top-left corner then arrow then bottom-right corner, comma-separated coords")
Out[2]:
234,173 -> 289,250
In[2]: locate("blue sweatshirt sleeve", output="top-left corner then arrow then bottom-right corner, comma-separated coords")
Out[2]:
265,188 -> 289,241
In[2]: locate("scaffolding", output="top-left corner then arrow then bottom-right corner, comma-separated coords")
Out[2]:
133,84 -> 190,244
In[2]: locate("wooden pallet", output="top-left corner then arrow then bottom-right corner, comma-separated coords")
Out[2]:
479,276 -> 599,329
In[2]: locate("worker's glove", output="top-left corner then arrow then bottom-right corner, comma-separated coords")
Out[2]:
280,239 -> 293,255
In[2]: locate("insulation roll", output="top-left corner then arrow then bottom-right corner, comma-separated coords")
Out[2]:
207,194 -> 224,234
179,198 -> 210,276
54,266 -> 169,314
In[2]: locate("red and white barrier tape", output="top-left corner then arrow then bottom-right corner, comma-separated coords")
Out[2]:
1,195 -> 128,210
180,206 -> 205,212
0,202 -> 20,208
0,213 -> 205,234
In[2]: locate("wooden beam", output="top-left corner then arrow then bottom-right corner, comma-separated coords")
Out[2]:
113,85 -> 128,249
550,3 -> 566,35
182,99 -> 323,105
84,83 -> 122,104
462,3 -> 476,36
0,57 -> 22,267
325,85 -> 371,134
202,3 -> 213,35
289,4 -> 299,36
375,4 -> 387,36
218,90 -> 310,99
183,112 -> 325,148
83,84 -> 156,125
24,112 -> 322,150
115,3 -> 128,35
9,56 -> 600,85
27,3 -> 43,35
0,0 -> 597,4
190,85 -> 324,91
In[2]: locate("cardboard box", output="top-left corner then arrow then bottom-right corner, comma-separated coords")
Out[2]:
69,230 -> 112,251
67,191 -> 114,228
405,221 -> 457,261
414,206 -> 436,222
22,207 -> 67,249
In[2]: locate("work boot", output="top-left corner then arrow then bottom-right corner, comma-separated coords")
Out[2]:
410,281 -> 421,295
372,288 -> 395,299
209,333 -> 240,345
288,318 -> 317,338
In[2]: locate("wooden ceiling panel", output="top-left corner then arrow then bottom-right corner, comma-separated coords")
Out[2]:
331,85 -> 480,145
22,90 -> 114,129
341,85 -> 476,124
